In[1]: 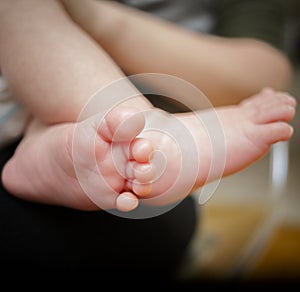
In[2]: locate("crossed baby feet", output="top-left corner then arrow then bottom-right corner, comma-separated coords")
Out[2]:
1,88 -> 296,212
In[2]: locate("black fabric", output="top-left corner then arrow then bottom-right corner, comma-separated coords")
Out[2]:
0,140 -> 197,282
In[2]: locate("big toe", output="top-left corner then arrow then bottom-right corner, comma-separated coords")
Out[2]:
99,106 -> 146,142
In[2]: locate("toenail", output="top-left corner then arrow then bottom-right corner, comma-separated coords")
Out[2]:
116,193 -> 139,212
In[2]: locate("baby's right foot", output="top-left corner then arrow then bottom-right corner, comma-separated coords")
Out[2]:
131,88 -> 296,206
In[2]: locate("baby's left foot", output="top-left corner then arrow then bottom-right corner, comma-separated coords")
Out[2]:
2,106 -> 155,212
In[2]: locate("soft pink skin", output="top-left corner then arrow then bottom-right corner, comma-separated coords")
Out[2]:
1,88 -> 297,211
133,88 -> 296,206
2,106 -> 154,211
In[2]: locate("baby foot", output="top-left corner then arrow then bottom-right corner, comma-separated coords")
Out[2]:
133,88 -> 296,206
2,106 -> 155,212
211,88 -> 296,177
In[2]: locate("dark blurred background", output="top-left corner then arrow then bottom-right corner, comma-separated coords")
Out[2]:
180,0 -> 300,286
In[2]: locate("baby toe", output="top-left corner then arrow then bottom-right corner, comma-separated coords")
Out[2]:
131,138 -> 154,163
132,180 -> 152,197
99,106 -> 145,142
133,162 -> 155,183
116,192 -> 139,212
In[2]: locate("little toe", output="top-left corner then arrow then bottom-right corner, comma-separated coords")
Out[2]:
242,87 -> 275,106
116,192 -> 139,212
245,89 -> 297,111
